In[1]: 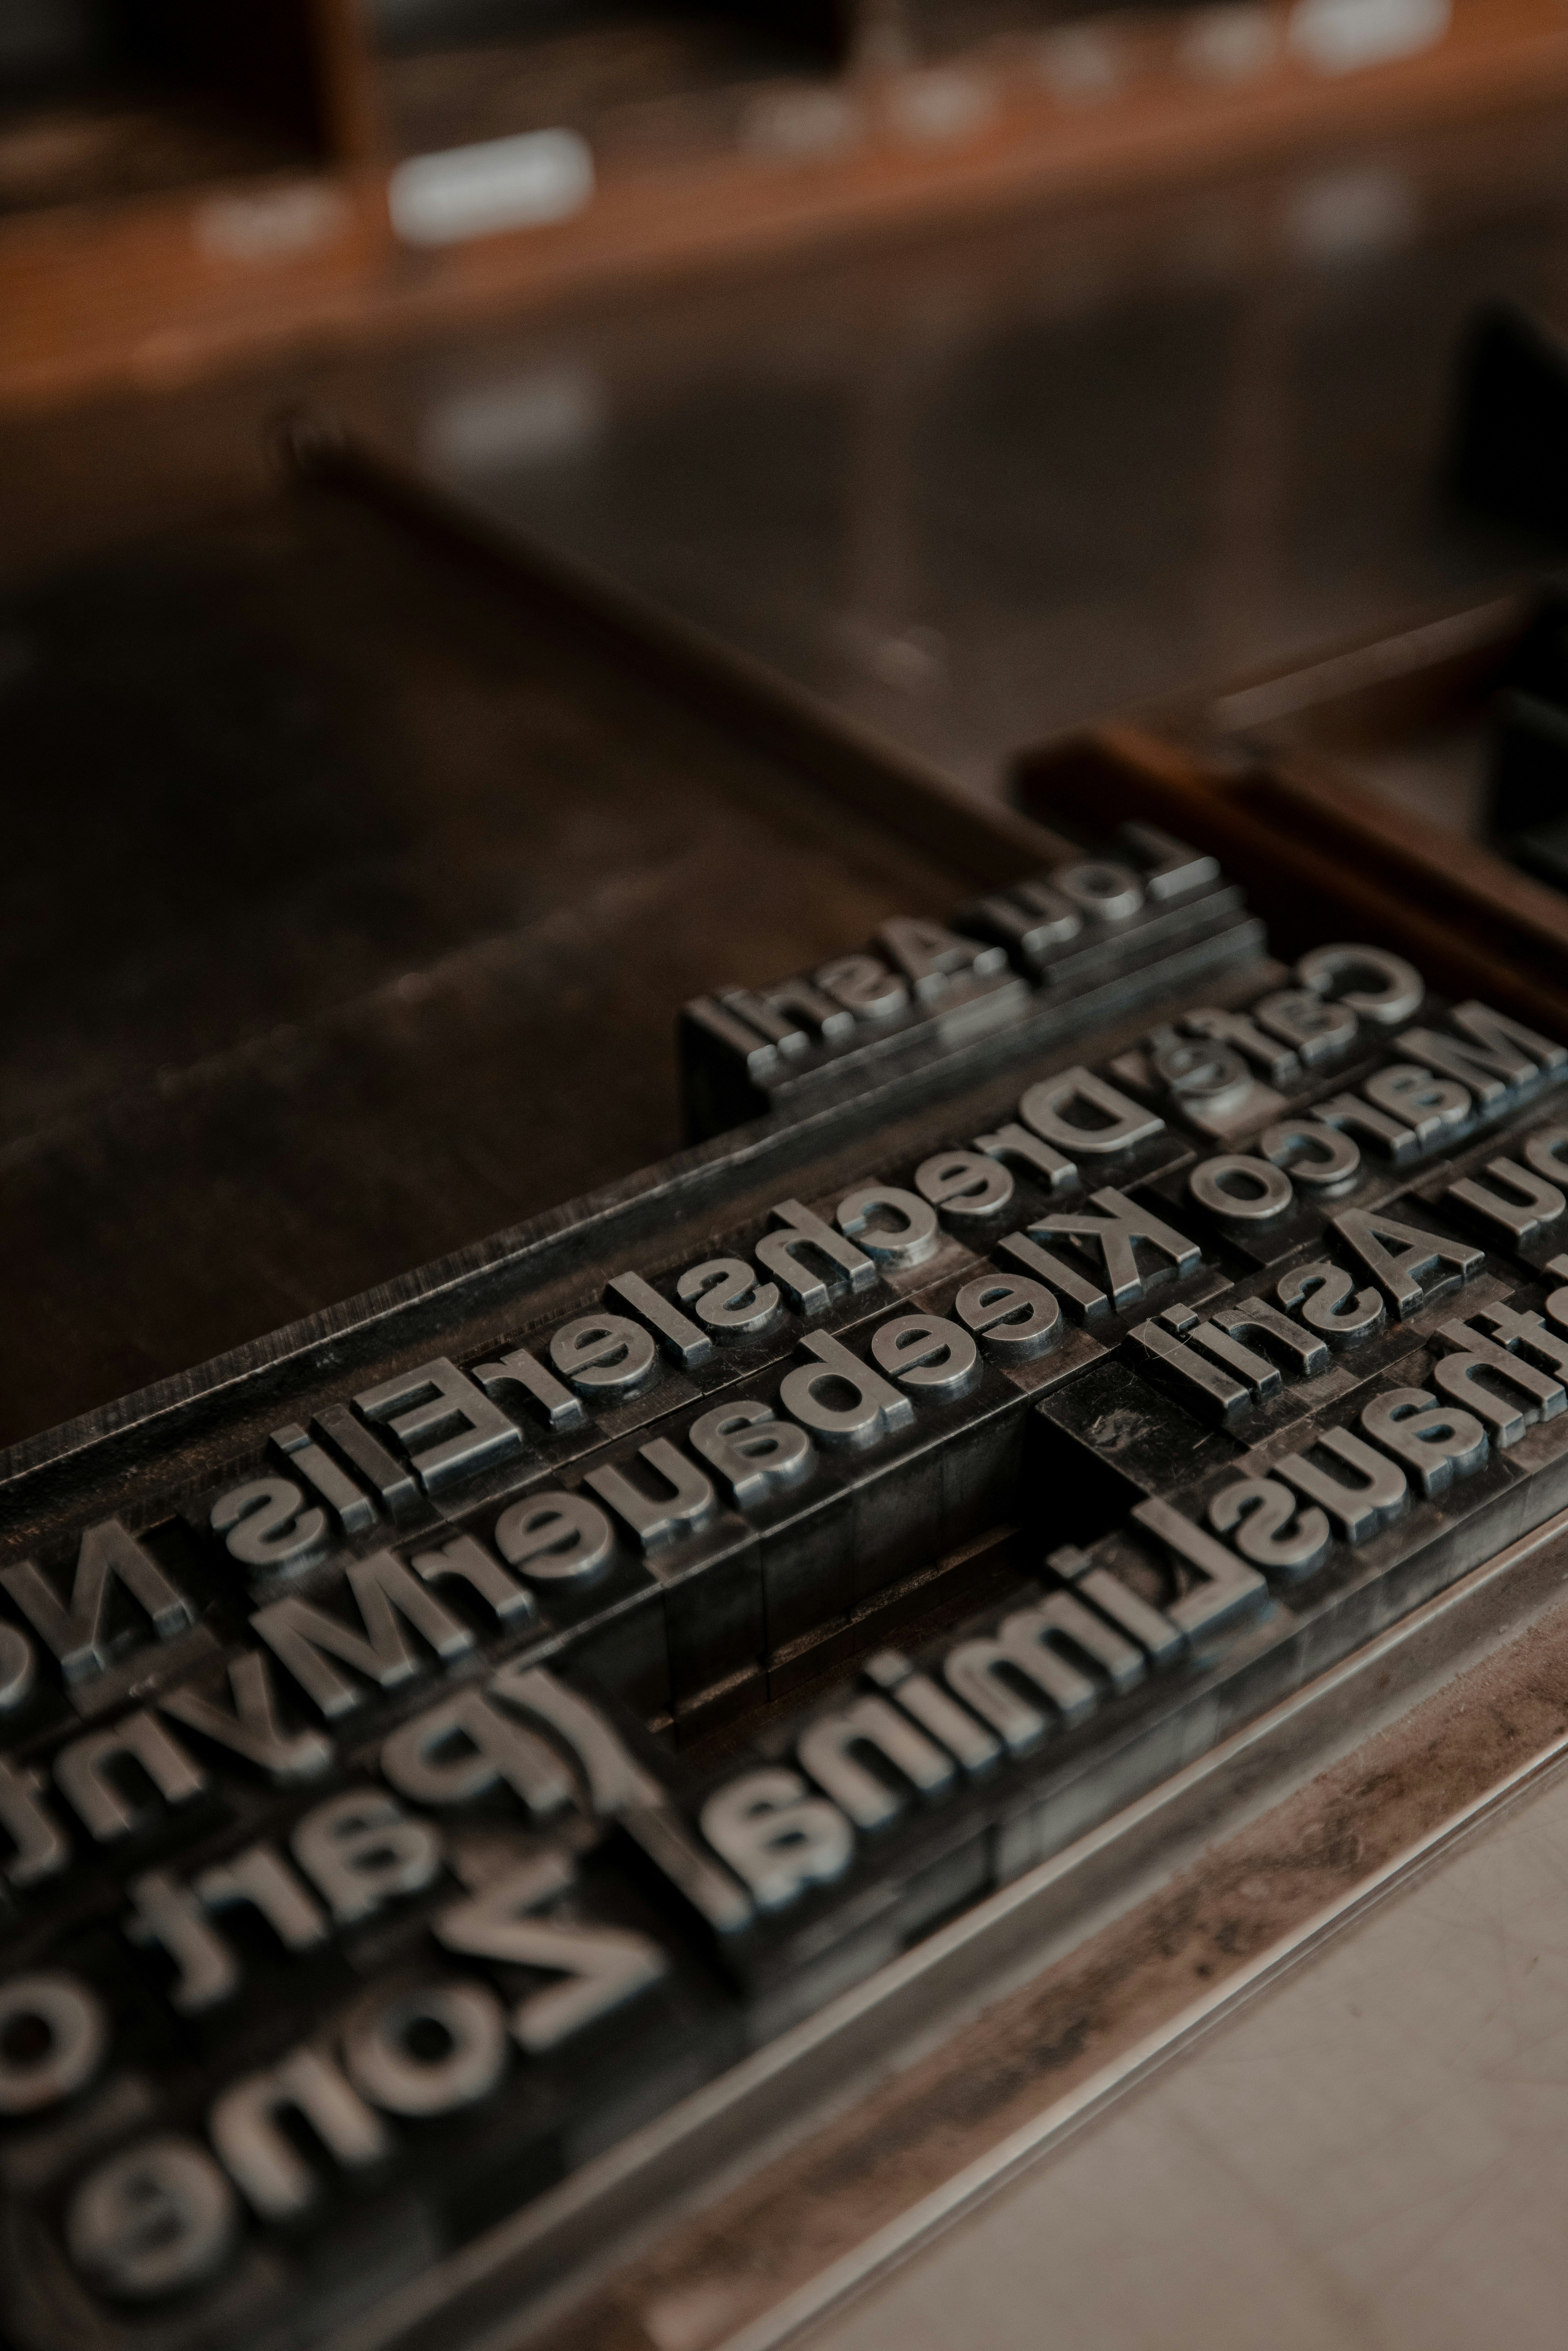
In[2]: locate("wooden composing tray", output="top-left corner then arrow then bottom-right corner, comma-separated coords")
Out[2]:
0,428 -> 1070,1451
8,439 -> 1568,2351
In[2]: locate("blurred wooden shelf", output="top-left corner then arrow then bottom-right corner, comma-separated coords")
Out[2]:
5,0 -> 1568,414
378,11 -> 843,156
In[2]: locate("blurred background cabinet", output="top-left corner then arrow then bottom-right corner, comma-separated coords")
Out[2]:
8,0 -> 1568,410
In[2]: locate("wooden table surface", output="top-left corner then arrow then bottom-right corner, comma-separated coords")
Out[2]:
3,87 -> 1567,1442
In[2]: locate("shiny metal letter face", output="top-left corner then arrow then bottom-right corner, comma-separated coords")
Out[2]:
7,881 -> 1568,2351
680,823 -> 1258,1133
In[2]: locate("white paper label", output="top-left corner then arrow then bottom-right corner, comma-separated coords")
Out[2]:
388,129 -> 594,250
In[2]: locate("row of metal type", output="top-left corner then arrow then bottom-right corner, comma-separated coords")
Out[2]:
0,958 -> 1560,1925
12,1190 -> 1568,2325
3,946 -> 1554,1788
679,822 -> 1253,1131
3,937 -> 1568,2346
